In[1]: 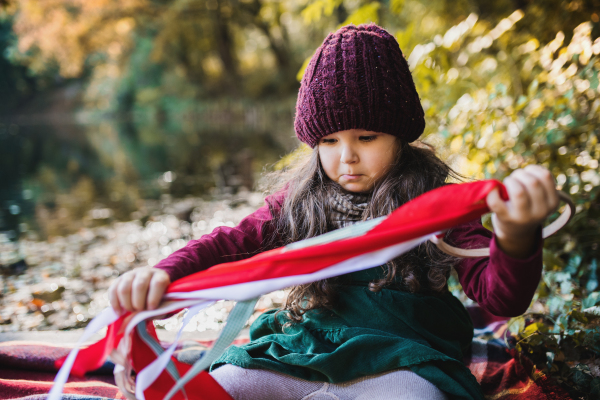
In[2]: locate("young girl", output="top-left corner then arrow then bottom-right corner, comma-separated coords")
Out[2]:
109,23 -> 559,400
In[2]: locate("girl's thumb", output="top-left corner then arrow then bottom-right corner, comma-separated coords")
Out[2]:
486,187 -> 509,217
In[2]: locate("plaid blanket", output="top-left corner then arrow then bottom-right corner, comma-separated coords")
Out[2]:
0,307 -> 572,400
0,341 -> 123,399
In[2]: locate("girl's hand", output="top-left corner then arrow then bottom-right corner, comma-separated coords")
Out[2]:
108,268 -> 171,315
486,165 -> 559,258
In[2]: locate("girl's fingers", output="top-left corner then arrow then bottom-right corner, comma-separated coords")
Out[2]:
108,268 -> 170,314
523,165 -> 559,211
117,272 -> 135,312
503,174 -> 531,220
147,271 -> 171,310
131,270 -> 152,311
108,281 -> 122,315
486,187 -> 509,217
509,169 -> 546,220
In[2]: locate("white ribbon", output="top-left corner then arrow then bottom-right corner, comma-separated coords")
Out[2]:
165,233 -> 433,302
48,307 -> 119,400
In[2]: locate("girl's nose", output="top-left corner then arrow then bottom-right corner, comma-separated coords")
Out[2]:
340,144 -> 358,164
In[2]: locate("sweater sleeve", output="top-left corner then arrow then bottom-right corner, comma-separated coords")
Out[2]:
448,219 -> 543,318
154,191 -> 285,282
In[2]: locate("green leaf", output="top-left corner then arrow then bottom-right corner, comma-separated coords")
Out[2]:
565,88 -> 574,100
542,249 -> 565,270
569,310 -> 588,324
590,377 -> 600,397
516,95 -> 528,109
496,83 -> 507,96
566,254 -> 582,273
554,313 -> 568,331
589,70 -> 599,90
508,316 -> 525,335
546,294 -> 566,315
560,280 -> 572,295
528,79 -> 539,98
583,306 -> 600,317
582,328 -> 600,350
546,351 -> 555,369
572,365 -> 593,391
537,280 -> 550,298
586,259 -> 598,291
582,291 -> 600,309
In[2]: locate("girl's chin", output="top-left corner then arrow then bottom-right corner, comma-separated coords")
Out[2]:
338,182 -> 372,193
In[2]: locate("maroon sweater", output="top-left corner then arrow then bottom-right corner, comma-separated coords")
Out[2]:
155,191 -> 543,317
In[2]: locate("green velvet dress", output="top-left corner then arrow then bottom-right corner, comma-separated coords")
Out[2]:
211,267 -> 484,400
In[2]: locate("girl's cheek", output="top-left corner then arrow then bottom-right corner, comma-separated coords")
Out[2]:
376,156 -> 394,178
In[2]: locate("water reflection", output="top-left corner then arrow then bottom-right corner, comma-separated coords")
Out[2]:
0,106 -> 295,239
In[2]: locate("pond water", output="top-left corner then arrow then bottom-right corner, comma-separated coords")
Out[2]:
0,105 -> 296,241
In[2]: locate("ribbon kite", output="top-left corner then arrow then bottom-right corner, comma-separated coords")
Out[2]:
47,180 -> 573,400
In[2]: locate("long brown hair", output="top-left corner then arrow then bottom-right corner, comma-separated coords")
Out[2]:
264,139 -> 462,324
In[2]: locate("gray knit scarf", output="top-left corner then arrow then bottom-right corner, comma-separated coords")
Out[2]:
327,186 -> 371,229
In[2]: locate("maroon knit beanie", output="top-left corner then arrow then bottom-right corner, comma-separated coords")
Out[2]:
294,23 -> 425,148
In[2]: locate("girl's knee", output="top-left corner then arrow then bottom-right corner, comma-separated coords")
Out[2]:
210,364 -> 323,400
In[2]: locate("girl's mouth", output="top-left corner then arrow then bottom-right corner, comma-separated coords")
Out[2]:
342,174 -> 362,180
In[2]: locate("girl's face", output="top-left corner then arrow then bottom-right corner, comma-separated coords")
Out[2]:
318,129 -> 399,193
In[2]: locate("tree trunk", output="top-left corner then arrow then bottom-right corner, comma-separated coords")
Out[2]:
213,0 -> 239,94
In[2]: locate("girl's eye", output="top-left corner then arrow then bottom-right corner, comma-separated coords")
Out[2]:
359,135 -> 377,142
321,138 -> 337,144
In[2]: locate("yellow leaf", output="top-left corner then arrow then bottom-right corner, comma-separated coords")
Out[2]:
390,0 -> 405,14
323,0 -> 342,16
395,23 -> 415,51
274,145 -> 312,170
523,322 -> 543,336
301,0 -> 325,25
481,213 -> 493,231
301,0 -> 342,25
297,53 -> 313,82
338,2 -> 381,28
450,136 -> 463,153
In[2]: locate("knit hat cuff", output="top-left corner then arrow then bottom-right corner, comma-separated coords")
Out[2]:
296,106 -> 425,148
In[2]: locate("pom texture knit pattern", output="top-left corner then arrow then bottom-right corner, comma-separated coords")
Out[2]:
294,23 -> 425,148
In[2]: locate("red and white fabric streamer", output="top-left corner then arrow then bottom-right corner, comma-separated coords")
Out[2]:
46,180 -> 569,400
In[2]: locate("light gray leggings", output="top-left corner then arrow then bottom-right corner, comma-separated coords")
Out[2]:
210,364 -> 449,400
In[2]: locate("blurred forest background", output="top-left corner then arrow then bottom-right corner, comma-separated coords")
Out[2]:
1,0 -> 600,397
